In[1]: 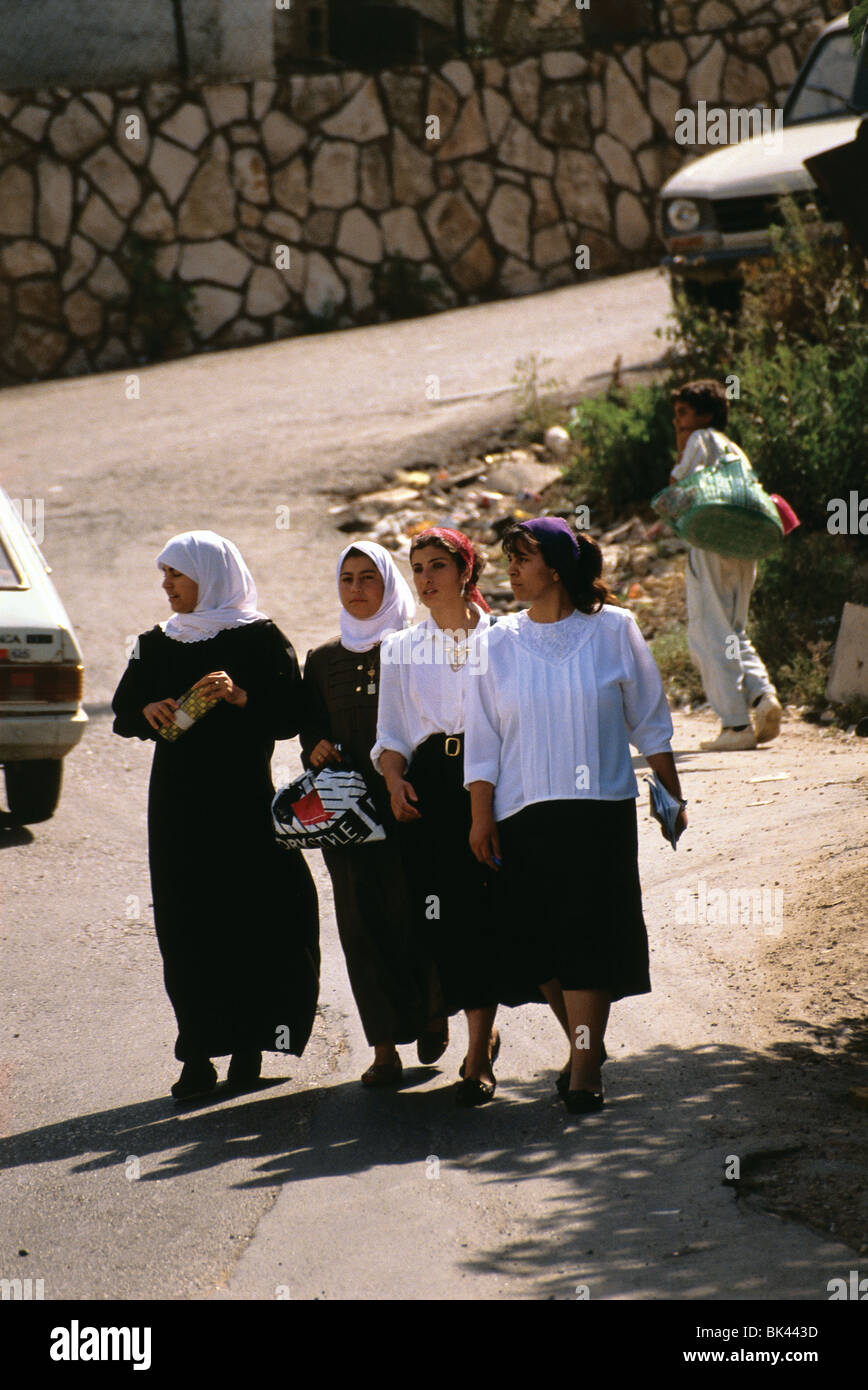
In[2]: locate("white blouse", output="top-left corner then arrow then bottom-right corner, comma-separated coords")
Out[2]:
671,427 -> 750,482
371,606 -> 492,772
463,606 -> 673,821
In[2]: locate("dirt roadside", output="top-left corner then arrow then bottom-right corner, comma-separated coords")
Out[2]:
670,710 -> 867,1257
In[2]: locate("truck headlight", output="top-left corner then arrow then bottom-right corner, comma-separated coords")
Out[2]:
666,199 -> 702,233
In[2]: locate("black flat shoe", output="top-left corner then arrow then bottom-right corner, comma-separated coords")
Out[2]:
225,1050 -> 262,1092
459,1028 -> 501,1080
556,1041 -> 607,1098
417,1022 -> 449,1066
563,1088 -> 605,1116
454,1076 -> 496,1107
171,1060 -> 217,1102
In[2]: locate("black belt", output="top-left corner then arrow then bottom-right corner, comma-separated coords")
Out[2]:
417,732 -> 463,759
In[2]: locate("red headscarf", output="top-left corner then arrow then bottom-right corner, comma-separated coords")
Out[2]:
411,527 -> 491,613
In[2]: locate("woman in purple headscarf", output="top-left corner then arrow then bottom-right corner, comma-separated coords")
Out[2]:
464,519 -> 686,1117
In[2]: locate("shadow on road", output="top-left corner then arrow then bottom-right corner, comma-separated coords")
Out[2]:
0,814 -> 34,847
1,1030 -> 862,1297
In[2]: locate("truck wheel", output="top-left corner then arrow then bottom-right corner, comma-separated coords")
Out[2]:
4,760 -> 64,823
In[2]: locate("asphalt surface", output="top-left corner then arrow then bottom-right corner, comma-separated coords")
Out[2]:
1,269 -> 862,1302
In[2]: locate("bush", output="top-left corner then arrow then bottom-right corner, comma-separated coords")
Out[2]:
564,383 -> 673,514
561,202 -> 868,709
750,531 -> 868,704
735,344 -> 868,532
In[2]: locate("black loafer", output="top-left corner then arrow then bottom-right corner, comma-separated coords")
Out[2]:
417,1024 -> 449,1066
454,1076 -> 496,1107
564,1088 -> 604,1116
556,1041 -> 607,1098
171,1060 -> 217,1102
459,1028 -> 501,1079
226,1050 -> 262,1092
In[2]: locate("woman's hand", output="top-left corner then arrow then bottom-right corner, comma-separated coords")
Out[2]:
470,813 -> 501,870
388,777 -> 421,822
644,752 -> 687,841
193,670 -> 247,708
143,698 -> 179,730
310,739 -> 342,769
672,806 -> 688,839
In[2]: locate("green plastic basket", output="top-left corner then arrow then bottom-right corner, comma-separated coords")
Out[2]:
655,453 -> 784,559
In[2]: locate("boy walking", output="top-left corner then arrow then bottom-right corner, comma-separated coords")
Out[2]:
670,379 -> 782,751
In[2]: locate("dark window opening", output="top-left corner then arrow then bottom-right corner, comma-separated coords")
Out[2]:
329,2 -> 422,67
582,0 -> 657,48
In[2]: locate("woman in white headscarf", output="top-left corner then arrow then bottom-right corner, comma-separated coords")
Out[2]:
112,531 -> 319,1102
300,542 -> 447,1086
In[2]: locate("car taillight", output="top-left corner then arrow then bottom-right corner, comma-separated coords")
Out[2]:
0,663 -> 83,702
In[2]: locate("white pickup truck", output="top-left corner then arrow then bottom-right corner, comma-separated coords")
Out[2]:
0,488 -> 87,822
658,13 -> 868,304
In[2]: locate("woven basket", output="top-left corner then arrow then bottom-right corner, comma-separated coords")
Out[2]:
653,453 -> 784,559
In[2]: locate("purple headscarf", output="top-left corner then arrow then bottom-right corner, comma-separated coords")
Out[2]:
518,517 -> 581,579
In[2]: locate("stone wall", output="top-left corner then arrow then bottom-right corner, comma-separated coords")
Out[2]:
0,0 -> 848,384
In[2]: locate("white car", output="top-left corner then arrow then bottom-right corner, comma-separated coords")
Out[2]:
659,13 -> 868,303
0,488 -> 87,822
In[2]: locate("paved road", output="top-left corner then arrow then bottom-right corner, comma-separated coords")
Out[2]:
1,270 -> 861,1302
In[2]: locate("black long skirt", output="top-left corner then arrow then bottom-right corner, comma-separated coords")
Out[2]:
397,734 -> 499,1016
494,798 -> 651,1001
322,837 -> 442,1046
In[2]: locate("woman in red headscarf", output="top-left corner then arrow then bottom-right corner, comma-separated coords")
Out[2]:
371,529 -> 501,1105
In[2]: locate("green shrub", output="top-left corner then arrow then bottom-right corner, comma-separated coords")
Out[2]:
565,384 -> 673,513
562,202 -> 868,711
750,532 -> 868,700
735,344 -> 868,531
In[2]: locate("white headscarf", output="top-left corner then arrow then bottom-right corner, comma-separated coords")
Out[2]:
156,530 -> 267,643
337,541 -> 416,653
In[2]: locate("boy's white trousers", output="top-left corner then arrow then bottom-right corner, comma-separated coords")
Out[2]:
685,548 -> 774,726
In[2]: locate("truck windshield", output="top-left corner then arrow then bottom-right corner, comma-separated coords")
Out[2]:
785,31 -> 868,124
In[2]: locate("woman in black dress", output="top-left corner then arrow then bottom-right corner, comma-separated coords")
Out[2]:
112,530 -> 319,1102
301,542 -> 446,1086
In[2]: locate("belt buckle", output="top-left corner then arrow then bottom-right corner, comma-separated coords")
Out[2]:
444,735 -> 461,757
